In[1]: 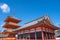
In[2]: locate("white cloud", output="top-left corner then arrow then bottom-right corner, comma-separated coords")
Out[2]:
0,3 -> 10,13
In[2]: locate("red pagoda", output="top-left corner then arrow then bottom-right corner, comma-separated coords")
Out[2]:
2,16 -> 21,40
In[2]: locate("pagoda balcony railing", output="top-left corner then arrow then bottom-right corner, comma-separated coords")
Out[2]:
0,34 -> 9,37
17,39 -> 56,40
6,22 -> 19,26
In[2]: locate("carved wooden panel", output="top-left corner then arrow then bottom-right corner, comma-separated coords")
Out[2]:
24,30 -> 29,33
46,28 -> 48,32
20,31 -> 23,34
36,27 -> 41,32
30,29 -> 35,33
43,27 -> 46,31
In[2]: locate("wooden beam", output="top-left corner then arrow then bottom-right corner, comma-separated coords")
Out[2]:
35,28 -> 37,40
42,31 -> 44,40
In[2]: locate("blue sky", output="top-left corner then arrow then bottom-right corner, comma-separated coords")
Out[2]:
0,0 -> 60,31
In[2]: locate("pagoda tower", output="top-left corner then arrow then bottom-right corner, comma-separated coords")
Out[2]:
3,16 -> 21,37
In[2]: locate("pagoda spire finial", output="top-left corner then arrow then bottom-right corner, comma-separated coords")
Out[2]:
45,13 -> 48,16
12,10 -> 16,17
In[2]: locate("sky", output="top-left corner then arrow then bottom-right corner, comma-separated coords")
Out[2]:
0,0 -> 60,31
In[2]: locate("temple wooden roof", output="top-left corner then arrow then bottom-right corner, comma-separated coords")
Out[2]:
4,16 -> 21,23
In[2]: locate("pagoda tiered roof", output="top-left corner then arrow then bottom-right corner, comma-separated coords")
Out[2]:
4,16 -> 21,23
3,23 -> 20,29
3,16 -> 21,29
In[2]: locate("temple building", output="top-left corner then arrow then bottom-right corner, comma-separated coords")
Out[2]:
2,15 -> 59,40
